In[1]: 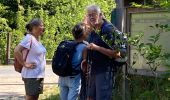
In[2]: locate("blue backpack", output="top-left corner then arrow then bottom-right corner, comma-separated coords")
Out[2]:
52,40 -> 83,77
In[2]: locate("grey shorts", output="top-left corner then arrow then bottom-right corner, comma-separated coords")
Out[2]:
87,70 -> 114,100
22,78 -> 44,96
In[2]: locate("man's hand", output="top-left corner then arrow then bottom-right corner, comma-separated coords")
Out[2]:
87,43 -> 99,51
83,15 -> 94,33
24,62 -> 36,69
113,51 -> 121,58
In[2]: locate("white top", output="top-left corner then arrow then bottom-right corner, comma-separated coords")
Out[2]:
19,34 -> 46,78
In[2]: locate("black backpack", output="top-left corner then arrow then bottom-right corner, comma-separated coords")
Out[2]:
52,40 -> 84,77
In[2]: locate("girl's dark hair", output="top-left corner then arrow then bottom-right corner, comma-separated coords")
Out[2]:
25,18 -> 43,35
72,23 -> 86,39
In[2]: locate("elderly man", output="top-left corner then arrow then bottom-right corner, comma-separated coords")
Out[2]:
83,5 -> 121,100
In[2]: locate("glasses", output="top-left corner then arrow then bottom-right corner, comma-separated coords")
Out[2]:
87,13 -> 99,18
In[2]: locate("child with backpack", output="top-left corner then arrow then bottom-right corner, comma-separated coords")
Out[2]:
52,23 -> 88,100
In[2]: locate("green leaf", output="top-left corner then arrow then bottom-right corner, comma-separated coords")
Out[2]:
139,43 -> 144,49
148,38 -> 155,42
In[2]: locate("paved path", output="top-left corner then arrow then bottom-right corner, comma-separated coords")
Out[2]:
0,65 -> 58,99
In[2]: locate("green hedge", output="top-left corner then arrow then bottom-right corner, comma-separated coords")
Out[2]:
0,0 -> 115,64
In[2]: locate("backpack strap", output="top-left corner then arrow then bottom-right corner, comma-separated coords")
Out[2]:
24,37 -> 33,61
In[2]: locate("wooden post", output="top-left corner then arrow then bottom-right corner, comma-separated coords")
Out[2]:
114,0 -> 130,100
6,32 -> 11,65
114,0 -> 125,31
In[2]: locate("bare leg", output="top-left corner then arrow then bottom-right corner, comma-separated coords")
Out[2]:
26,95 -> 39,100
87,97 -> 93,100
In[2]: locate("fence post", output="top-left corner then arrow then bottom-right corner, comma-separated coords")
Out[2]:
114,0 -> 125,31
113,0 -> 130,100
6,32 -> 11,65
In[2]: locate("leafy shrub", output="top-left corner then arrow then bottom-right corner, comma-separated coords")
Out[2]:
0,0 -> 115,64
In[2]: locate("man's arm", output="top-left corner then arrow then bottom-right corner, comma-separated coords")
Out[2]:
87,22 -> 120,58
87,43 -> 120,59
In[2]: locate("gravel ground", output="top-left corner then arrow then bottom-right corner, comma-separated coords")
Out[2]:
0,65 -> 58,100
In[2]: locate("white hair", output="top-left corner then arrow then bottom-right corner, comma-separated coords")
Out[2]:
86,5 -> 101,13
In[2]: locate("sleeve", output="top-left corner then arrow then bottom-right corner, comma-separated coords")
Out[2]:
102,24 -> 116,47
103,24 -> 127,50
19,35 -> 32,49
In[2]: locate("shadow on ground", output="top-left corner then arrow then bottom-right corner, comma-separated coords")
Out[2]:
0,92 -> 25,100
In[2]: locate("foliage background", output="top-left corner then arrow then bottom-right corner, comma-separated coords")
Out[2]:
0,0 -> 169,64
0,0 -> 115,64
1,0 -> 170,99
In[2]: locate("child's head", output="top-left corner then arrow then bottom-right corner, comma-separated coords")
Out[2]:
72,22 -> 88,40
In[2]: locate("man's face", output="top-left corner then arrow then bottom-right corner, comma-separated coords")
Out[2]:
87,10 -> 100,27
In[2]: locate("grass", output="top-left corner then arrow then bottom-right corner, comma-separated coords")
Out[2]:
39,85 -> 60,100
39,75 -> 170,100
